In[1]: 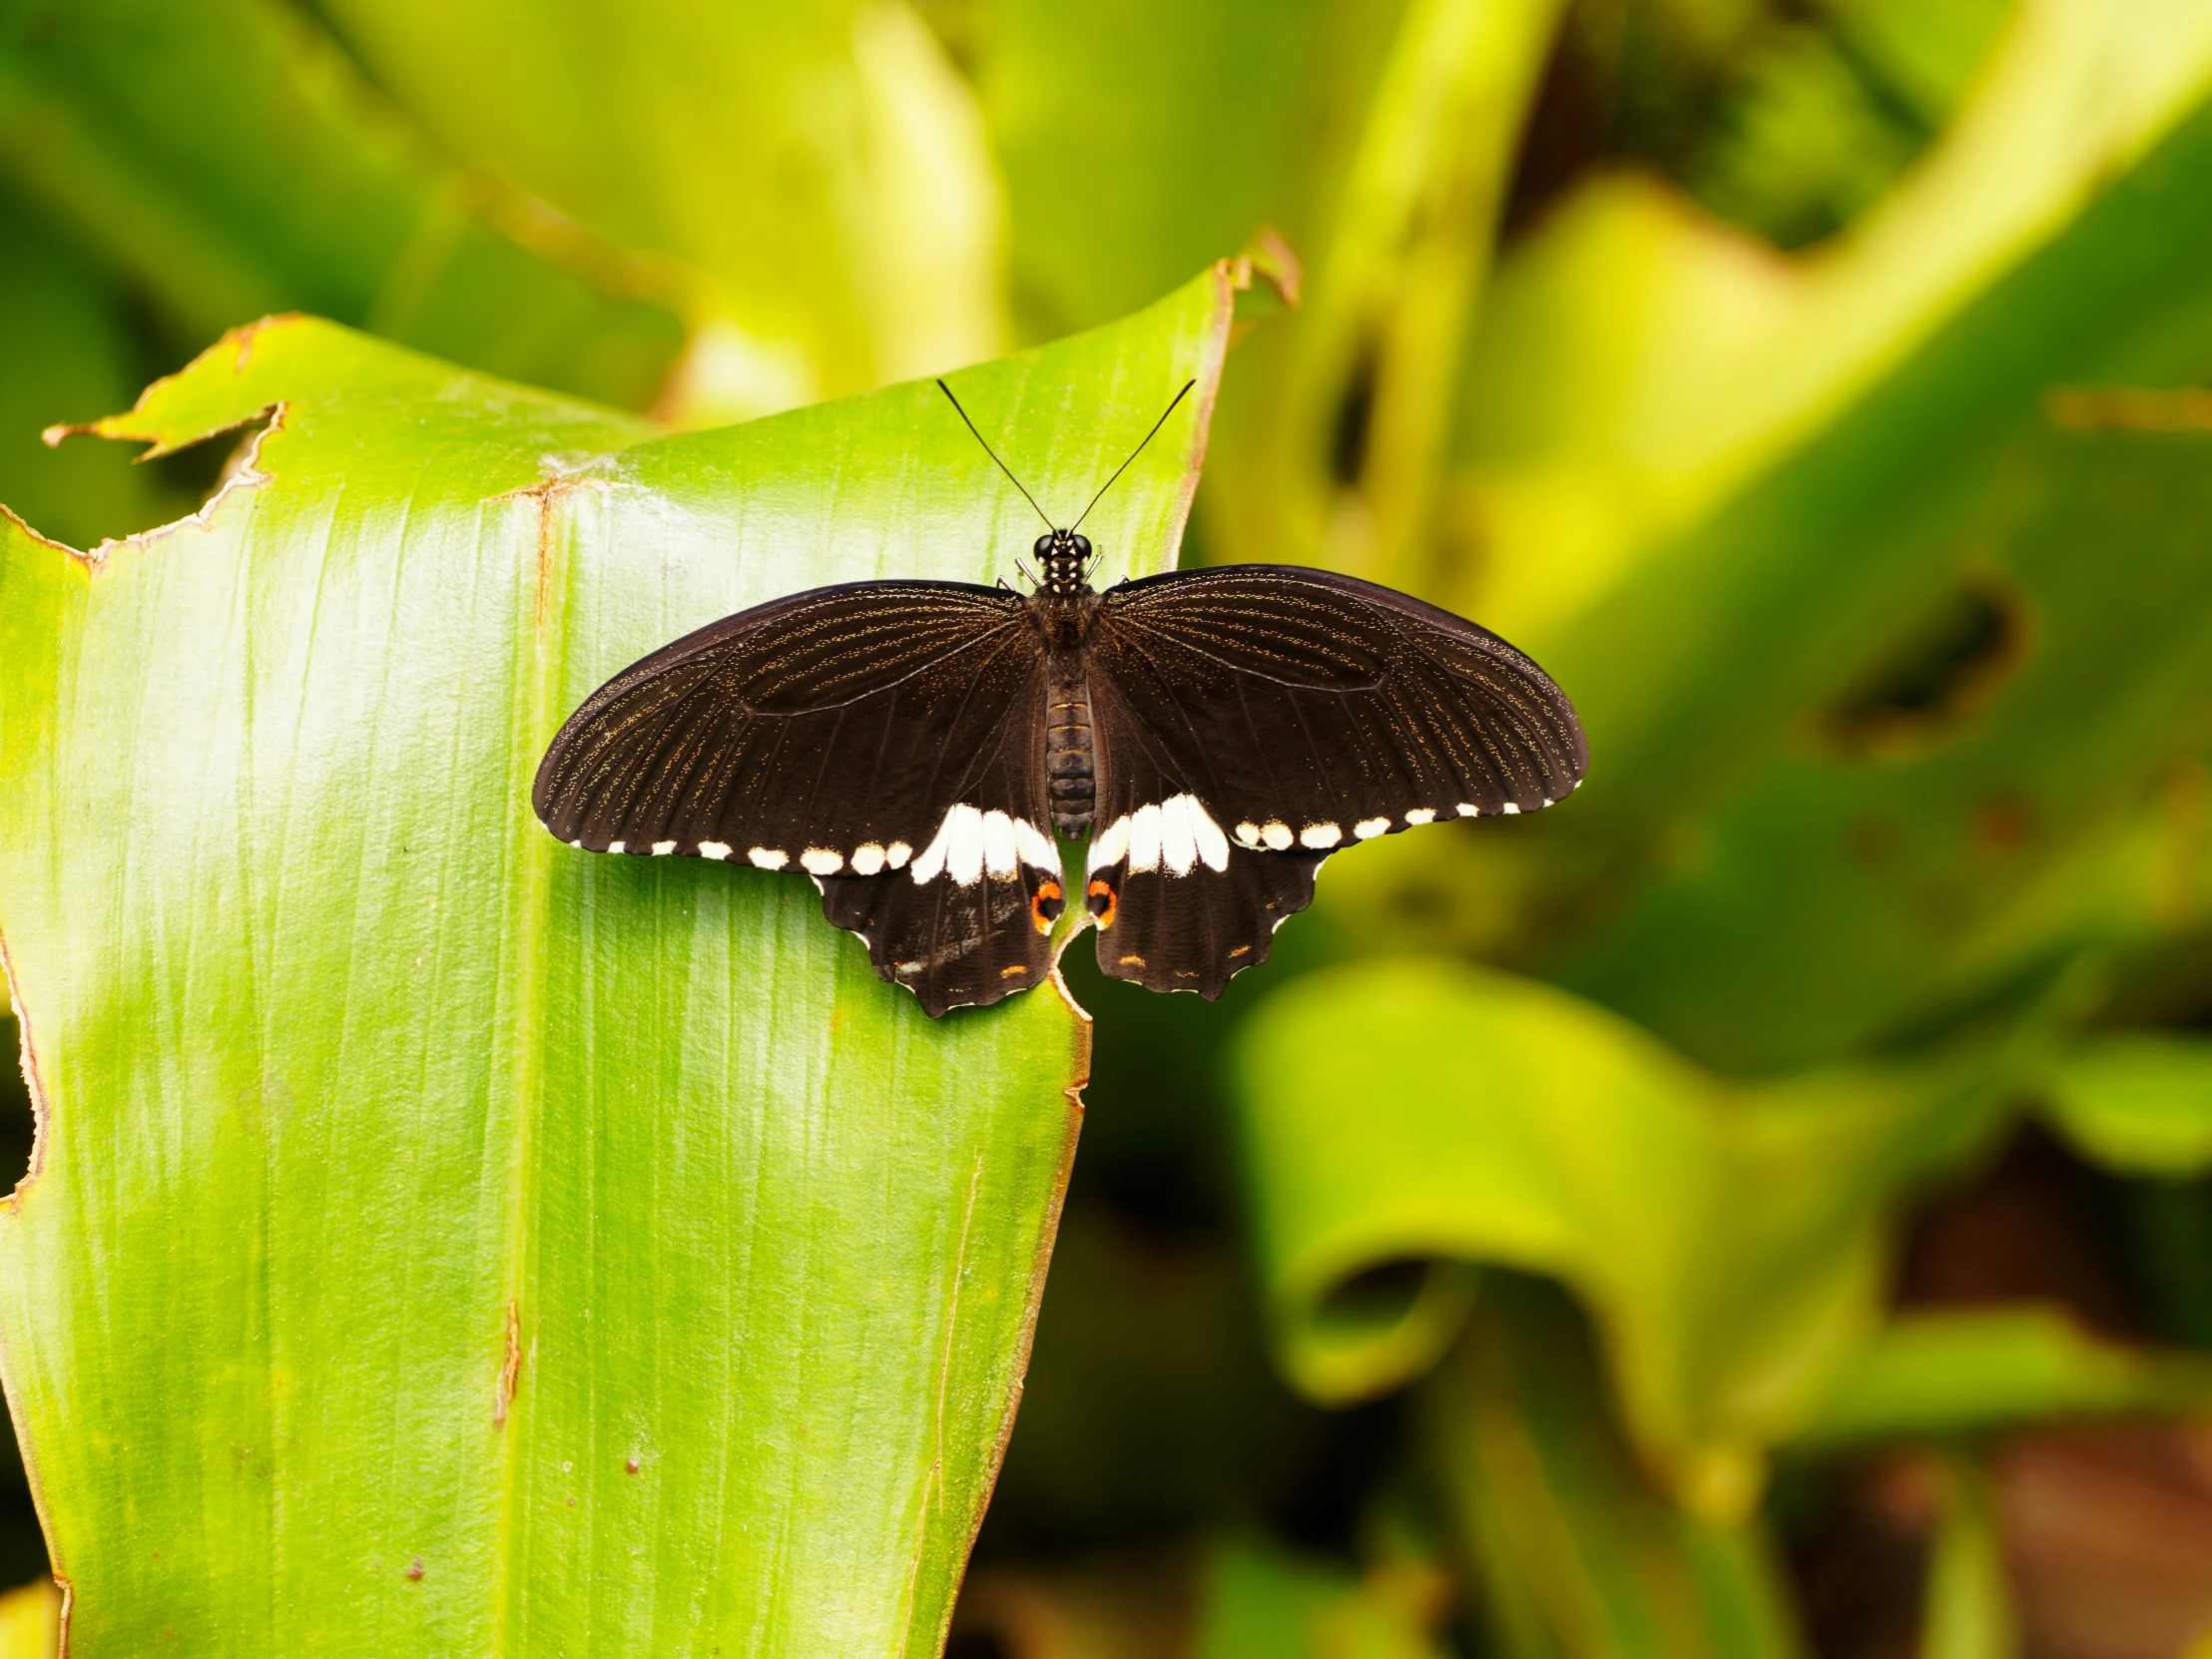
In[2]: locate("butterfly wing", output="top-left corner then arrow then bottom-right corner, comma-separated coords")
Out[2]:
1079,565 -> 1585,995
534,580 -> 1065,1015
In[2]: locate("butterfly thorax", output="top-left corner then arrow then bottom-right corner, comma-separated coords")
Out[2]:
1028,530 -> 1101,835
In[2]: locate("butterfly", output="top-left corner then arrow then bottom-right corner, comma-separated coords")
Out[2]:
533,381 -> 1586,1017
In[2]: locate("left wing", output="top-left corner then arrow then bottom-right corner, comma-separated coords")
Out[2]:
533,580 -> 1064,1016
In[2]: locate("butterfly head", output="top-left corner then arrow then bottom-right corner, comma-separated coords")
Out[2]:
1033,530 -> 1092,595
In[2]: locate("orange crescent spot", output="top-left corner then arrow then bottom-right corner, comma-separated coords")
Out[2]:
1030,878 -> 1065,934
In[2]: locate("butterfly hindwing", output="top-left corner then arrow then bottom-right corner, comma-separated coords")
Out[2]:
534,579 -> 1062,1014
812,691 -> 1064,1017
1081,830 -> 1326,998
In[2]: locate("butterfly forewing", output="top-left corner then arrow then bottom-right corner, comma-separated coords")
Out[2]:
1091,566 -> 1585,840
533,579 -> 1065,1015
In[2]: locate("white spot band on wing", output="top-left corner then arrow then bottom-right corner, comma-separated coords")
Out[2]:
1127,803 -> 1164,872
850,843 -> 886,875
1014,818 -> 1060,872
1354,817 -> 1389,839
801,847 -> 843,875
1402,809 -> 1436,826
1088,814 -> 1130,872
1091,796 -> 1230,877
912,805 -> 987,886
1300,823 -> 1342,848
699,841 -> 733,860
652,840 -> 678,855
980,811 -> 1019,878
748,847 -> 788,869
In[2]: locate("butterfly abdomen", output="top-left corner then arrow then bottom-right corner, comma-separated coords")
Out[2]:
1044,660 -> 1096,837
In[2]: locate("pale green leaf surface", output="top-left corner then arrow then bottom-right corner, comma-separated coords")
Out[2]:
1233,959 -> 2009,1509
0,265 -> 1245,1654
0,0 -> 683,409
1795,1308 -> 2212,1448
2042,1034 -> 2212,1176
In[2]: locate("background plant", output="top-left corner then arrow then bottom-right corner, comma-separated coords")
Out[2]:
6,0 -> 2212,1653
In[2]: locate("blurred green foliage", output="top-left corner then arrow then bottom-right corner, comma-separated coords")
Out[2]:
7,0 -> 2212,1653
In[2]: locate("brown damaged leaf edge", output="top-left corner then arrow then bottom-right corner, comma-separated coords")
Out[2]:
2,318 -> 310,1659
903,981 -> 1089,1658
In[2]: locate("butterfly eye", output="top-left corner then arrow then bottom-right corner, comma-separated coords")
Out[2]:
1034,533 -> 1056,557
1072,534 -> 1092,557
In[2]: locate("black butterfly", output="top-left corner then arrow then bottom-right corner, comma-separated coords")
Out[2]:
533,382 -> 1586,1017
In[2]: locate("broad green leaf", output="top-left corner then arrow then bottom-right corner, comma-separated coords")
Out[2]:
1542,77 -> 2212,860
1449,0 -> 2212,641
1561,423 -> 2212,1071
311,0 -> 1006,413
0,264 -> 1250,1654
2042,1034 -> 2212,1176
0,0 -> 683,408
978,0 -> 1329,342
1425,1282 -> 1806,1659
1795,1308 -> 2212,1448
1233,958 -> 2012,1510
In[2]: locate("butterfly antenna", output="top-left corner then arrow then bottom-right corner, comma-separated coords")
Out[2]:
1070,379 -> 1196,533
937,379 -> 1056,531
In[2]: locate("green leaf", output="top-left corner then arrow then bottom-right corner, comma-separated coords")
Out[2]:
1233,957 -> 2011,1510
977,0 -> 1331,340
0,0 -> 684,408
310,0 -> 1006,410
1202,0 -> 1567,588
1191,1536 -> 1447,1659
0,186 -> 193,550
2042,1034 -> 2212,1176
1562,423 -> 2212,1071
1795,1307 -> 2212,1448
0,264 -> 1248,1653
1451,0 -> 2212,643
1916,1455 -> 2017,1659
1425,1280 -> 1807,1659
